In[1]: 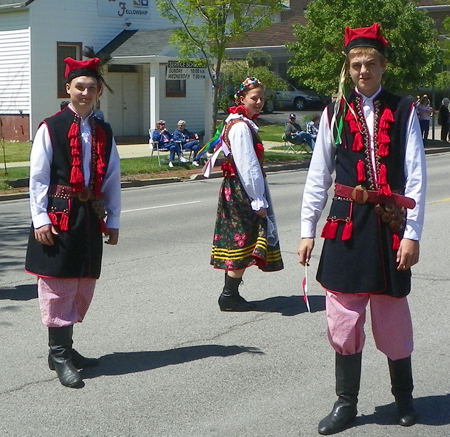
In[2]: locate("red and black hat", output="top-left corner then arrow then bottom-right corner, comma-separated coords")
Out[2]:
344,23 -> 388,55
64,57 -> 101,82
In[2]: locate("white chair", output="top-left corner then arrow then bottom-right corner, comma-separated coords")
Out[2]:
149,128 -> 170,166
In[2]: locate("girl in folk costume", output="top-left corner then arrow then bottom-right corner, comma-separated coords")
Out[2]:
26,57 -> 121,388
209,77 -> 283,312
298,24 -> 426,434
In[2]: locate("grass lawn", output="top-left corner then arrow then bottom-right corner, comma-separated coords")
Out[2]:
0,150 -> 308,190
258,124 -> 285,142
0,141 -> 32,163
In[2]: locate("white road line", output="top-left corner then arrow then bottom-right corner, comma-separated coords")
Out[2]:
122,200 -> 202,213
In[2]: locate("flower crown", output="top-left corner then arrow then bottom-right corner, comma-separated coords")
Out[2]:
234,77 -> 263,100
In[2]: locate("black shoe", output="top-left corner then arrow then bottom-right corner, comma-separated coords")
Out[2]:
218,274 -> 256,312
218,293 -> 256,311
48,326 -> 83,388
388,356 -> 418,426
318,400 -> 357,435
318,353 -> 362,435
49,354 -> 83,388
397,402 -> 418,427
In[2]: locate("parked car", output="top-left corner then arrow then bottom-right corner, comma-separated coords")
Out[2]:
275,83 -> 327,111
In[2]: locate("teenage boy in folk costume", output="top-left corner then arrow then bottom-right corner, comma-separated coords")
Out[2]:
25,57 -> 121,388
298,24 -> 426,434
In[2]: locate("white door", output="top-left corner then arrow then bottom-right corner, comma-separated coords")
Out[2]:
107,73 -> 140,136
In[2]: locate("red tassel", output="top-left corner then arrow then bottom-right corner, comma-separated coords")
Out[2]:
379,107 -> 395,128
378,142 -> 389,157
59,212 -> 70,231
99,218 -> 107,234
379,184 -> 392,196
70,165 -> 84,186
48,211 -> 58,226
328,221 -> 338,239
378,131 -> 390,144
357,160 -> 366,182
352,133 -> 363,151
71,156 -> 81,166
68,121 -> 79,138
378,164 -> 388,185
321,220 -> 331,238
342,220 -> 353,241
392,232 -> 401,250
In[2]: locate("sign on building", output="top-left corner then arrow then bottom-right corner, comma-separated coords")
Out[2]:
97,0 -> 149,18
166,61 -> 207,80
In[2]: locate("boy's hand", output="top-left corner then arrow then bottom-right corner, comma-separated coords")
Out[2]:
298,238 -> 314,266
396,239 -> 419,270
104,228 -> 119,245
34,224 -> 59,246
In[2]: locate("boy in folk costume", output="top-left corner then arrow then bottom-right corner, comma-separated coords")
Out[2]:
25,57 -> 121,388
298,24 -> 426,434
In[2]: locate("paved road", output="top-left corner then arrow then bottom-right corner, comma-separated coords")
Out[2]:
0,154 -> 449,436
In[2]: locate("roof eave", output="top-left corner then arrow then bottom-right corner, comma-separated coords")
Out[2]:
0,1 -> 33,11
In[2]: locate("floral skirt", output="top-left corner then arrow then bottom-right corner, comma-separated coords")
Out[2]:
210,176 -> 283,272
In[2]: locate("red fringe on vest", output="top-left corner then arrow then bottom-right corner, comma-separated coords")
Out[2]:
378,164 -> 392,196
68,120 -> 85,192
392,232 -> 401,250
357,160 -> 366,182
341,220 -> 353,241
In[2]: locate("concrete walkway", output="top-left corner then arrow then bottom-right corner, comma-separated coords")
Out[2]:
4,140 -> 284,169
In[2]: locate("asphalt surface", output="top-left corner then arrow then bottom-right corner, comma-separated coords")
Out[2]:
1,153 -> 450,436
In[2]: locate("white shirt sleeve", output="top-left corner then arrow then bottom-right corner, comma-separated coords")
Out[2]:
300,110 -> 335,238
29,123 -> 53,229
229,121 -> 268,211
403,108 -> 426,241
102,137 -> 121,229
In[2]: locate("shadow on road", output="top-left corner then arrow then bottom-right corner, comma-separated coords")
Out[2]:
351,393 -> 450,429
251,294 -> 325,316
0,283 -> 37,301
81,344 -> 263,379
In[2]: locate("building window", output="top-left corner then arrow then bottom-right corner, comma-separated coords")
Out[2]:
57,42 -> 82,98
166,79 -> 186,97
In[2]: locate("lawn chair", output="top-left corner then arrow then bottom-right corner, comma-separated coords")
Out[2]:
149,128 -> 170,166
282,133 -> 310,154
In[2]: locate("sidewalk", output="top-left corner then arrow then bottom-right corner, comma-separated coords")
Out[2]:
5,141 -> 283,169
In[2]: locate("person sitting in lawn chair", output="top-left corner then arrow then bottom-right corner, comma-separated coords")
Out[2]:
152,120 -> 187,168
172,119 -> 201,167
284,113 -> 315,151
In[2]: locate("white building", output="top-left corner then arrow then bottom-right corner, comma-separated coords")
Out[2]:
0,0 -> 212,141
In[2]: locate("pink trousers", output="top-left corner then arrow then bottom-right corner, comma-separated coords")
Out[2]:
326,291 -> 413,361
37,277 -> 96,328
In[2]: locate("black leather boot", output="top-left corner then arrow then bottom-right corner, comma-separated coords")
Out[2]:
388,356 -> 418,426
48,326 -> 82,388
318,352 -> 362,435
48,325 -> 99,370
218,274 -> 256,312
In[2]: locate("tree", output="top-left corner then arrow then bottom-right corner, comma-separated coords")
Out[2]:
435,15 -> 450,89
287,0 -> 442,96
156,0 -> 283,135
217,50 -> 287,112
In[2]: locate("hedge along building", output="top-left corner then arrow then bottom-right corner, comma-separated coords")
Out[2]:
0,0 -> 212,142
